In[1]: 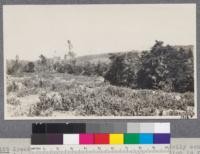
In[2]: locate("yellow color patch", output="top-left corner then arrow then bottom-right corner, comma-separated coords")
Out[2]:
109,134 -> 124,144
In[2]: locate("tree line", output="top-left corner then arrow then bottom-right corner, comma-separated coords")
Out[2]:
105,41 -> 194,92
7,41 -> 194,93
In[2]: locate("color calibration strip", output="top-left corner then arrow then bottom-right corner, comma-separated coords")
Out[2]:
31,123 -> 170,145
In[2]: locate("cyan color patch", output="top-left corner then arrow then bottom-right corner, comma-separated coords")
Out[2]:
139,133 -> 153,144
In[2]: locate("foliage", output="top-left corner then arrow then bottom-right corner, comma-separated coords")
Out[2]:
53,62 -> 67,73
52,60 -> 108,76
95,61 -> 111,76
28,79 -> 194,117
105,52 -> 141,88
137,41 -> 194,92
24,62 -> 35,72
6,41 -> 195,118
7,59 -> 24,75
7,72 -> 194,118
105,41 -> 194,92
39,54 -> 47,65
7,95 -> 21,105
6,41 -> 194,93
7,81 -> 19,94
82,61 -> 96,76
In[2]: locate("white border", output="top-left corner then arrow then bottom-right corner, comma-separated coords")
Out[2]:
3,4 -> 197,120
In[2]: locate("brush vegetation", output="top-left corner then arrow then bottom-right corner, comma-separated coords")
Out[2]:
6,41 -> 195,118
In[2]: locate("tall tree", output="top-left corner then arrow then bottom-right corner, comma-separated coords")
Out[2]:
39,54 -> 47,65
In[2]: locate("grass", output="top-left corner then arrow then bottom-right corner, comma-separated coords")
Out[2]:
6,72 -> 195,118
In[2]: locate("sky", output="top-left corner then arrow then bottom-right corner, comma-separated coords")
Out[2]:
3,4 -> 196,60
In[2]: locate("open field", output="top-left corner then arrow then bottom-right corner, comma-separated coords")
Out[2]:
6,72 -> 194,118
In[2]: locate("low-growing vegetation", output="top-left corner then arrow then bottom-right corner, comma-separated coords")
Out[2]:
30,84 -> 194,117
6,41 -> 195,118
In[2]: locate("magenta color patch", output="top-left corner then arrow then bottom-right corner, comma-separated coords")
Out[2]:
79,134 -> 94,144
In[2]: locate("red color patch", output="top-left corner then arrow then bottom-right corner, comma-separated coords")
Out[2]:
94,134 -> 109,144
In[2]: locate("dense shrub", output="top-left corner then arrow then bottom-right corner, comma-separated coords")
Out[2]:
24,62 -> 35,72
105,52 -> 140,88
105,41 -> 194,93
30,83 -> 194,117
7,41 -> 194,93
53,62 -> 67,73
95,61 -> 108,76
7,41 -> 195,118
52,60 -> 108,76
137,41 -> 193,92
29,92 -> 63,116
7,81 -> 19,93
7,60 -> 25,75
7,95 -> 21,105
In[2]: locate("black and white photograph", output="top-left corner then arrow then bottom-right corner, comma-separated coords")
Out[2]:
4,4 -> 196,119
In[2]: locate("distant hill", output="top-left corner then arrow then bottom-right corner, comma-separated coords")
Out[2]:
76,50 -> 140,65
76,53 -> 111,65
6,45 -> 193,65
75,45 -> 194,65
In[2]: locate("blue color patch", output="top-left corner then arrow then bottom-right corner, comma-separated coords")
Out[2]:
139,133 -> 153,144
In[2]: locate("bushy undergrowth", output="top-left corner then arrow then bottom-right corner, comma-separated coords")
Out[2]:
7,72 -> 194,118
29,83 -> 194,117
7,41 -> 195,118
7,74 -> 194,116
7,95 -> 21,106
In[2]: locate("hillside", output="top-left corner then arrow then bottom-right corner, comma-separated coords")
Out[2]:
75,50 -> 140,65
75,53 -> 111,65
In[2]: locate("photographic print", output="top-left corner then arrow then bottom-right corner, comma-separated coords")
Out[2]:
3,4 -> 196,119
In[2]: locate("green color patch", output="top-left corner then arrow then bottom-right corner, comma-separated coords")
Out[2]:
124,133 -> 139,144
